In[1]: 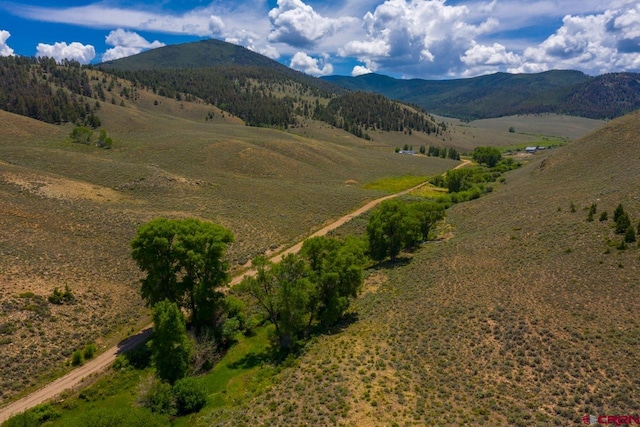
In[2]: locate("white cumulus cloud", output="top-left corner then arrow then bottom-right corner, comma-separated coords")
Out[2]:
290,51 -> 334,76
511,3 -> 640,74
340,0 -> 500,77
102,29 -> 165,61
0,30 -> 15,56
209,15 -> 226,35
225,30 -> 281,59
36,41 -> 95,64
268,0 -> 357,47
352,65 -> 373,76
460,41 -> 521,75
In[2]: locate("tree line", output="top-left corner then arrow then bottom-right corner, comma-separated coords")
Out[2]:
0,56 -> 99,125
313,92 -> 443,139
130,197 -> 448,382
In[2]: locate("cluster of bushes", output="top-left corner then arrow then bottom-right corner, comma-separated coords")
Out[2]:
140,376 -> 207,417
71,343 -> 97,366
69,127 -> 113,149
367,199 -> 446,263
576,202 -> 638,250
423,145 -> 461,160
610,204 -> 637,249
48,285 -> 75,305
429,157 -> 519,205
240,236 -> 368,351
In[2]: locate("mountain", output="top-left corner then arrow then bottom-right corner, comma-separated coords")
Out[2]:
0,40 -> 446,139
99,39 -> 339,94
100,39 -> 284,71
324,70 -> 640,120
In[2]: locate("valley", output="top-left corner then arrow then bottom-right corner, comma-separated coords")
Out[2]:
0,42 -> 637,426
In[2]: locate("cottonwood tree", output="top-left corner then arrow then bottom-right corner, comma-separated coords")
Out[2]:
240,254 -> 311,351
472,146 -> 502,167
300,236 -> 367,327
408,202 -> 446,245
367,199 -> 413,263
367,199 -> 446,263
131,218 -> 234,335
151,300 -> 192,384
241,238 -> 368,351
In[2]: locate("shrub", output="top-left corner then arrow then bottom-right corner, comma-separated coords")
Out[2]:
83,343 -> 96,360
599,211 -> 608,221
172,377 -> 207,415
67,406 -> 168,427
71,349 -> 84,366
141,378 -> 176,416
48,285 -> 75,305
5,403 -> 61,426
624,226 -> 636,243
4,411 -> 39,427
112,355 -> 130,371
616,212 -> 632,234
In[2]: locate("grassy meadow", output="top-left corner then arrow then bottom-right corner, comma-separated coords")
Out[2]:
0,69 -> 625,425
0,82 -> 461,405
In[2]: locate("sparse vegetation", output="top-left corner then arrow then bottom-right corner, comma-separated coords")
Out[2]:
2,38 -> 639,427
48,285 -> 76,305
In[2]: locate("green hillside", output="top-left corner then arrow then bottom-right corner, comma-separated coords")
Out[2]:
198,111 -> 640,426
100,39 -> 285,70
324,70 -> 640,120
0,49 -> 446,141
0,78 -> 459,405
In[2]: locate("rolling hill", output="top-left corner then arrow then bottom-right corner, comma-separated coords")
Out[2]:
0,71 -> 460,405
324,70 -> 640,120
0,36 -> 634,425
199,110 -> 640,426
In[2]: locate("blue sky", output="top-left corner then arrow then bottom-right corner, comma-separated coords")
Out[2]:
1,0 -> 639,79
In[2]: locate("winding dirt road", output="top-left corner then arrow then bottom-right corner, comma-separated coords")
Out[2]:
0,159 -> 470,422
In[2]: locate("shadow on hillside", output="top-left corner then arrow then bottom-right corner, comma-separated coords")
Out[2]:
319,312 -> 360,336
228,349 -> 272,370
372,256 -> 413,270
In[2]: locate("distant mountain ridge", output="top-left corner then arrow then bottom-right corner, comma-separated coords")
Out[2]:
99,39 -> 340,95
323,70 -> 640,120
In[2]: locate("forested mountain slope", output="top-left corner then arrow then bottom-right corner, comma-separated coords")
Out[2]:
0,39 -> 446,140
325,70 -> 640,120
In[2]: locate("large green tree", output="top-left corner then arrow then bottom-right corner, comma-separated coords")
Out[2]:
151,300 -> 192,384
367,199 -> 446,262
472,146 -> 502,167
301,236 -> 367,327
408,202 -> 446,245
131,218 -> 234,335
240,254 -> 311,350
367,199 -> 413,262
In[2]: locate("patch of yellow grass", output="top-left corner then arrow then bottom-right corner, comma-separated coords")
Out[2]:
363,175 -> 432,193
409,183 -> 448,198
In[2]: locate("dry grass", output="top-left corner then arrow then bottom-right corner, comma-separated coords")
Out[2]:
203,111 -> 640,426
0,81 -> 460,404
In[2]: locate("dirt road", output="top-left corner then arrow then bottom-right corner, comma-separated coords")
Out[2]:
0,159 -> 470,422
